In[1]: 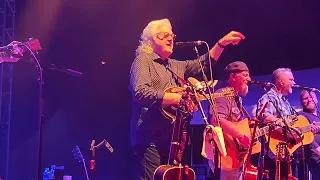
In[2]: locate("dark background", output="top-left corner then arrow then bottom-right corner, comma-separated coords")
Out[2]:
6,0 -> 320,179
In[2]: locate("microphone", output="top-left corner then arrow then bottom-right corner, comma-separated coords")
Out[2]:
175,40 -> 205,47
292,85 -> 318,91
248,80 -> 274,86
49,64 -> 83,78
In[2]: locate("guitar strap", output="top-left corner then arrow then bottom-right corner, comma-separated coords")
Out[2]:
241,106 -> 251,120
165,64 -> 189,86
234,96 -> 252,153
234,95 -> 251,120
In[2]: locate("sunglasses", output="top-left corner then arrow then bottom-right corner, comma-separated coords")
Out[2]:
156,32 -> 176,41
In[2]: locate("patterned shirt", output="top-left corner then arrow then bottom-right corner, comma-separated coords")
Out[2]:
256,88 -> 295,121
209,86 -> 245,124
256,87 -> 296,158
129,52 -> 213,147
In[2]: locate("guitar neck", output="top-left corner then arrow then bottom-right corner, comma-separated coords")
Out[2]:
168,100 -> 192,166
255,126 -> 273,138
275,159 -> 281,180
254,119 -> 320,138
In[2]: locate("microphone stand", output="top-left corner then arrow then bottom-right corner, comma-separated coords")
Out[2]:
21,43 -> 83,180
258,123 -> 274,180
21,44 -> 44,180
299,138 -> 306,180
193,45 -> 222,180
193,45 -> 215,125
256,86 -> 274,180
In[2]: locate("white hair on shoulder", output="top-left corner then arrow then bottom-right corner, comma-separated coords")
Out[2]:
135,18 -> 172,56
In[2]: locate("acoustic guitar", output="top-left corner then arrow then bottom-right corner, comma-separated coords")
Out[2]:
72,145 -> 90,180
220,115 -> 320,170
161,86 -> 235,121
216,115 -> 314,169
219,118 -> 262,170
267,115 -> 320,155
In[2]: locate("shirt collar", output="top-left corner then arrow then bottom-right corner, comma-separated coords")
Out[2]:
151,52 -> 169,65
270,87 -> 287,100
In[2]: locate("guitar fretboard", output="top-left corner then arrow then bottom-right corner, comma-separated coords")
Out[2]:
255,126 -> 270,137
255,122 -> 320,138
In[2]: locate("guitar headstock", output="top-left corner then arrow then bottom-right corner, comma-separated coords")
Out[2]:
72,145 -> 84,163
221,87 -> 236,98
25,38 -> 42,51
276,142 -> 287,161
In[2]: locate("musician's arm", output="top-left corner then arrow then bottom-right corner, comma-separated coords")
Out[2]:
210,31 -> 245,60
130,55 -> 164,108
185,31 -> 245,77
257,95 -> 279,123
0,41 -> 24,63
262,115 -> 279,123
312,141 -> 320,149
209,43 -> 225,61
311,140 -> 320,156
130,55 -> 181,108
184,53 -> 213,78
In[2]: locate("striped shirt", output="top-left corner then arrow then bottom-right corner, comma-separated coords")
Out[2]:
129,52 -> 213,147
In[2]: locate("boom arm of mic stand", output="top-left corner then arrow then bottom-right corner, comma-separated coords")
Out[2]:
193,46 -> 219,126
243,101 -> 270,180
194,45 -> 223,180
22,43 -> 45,180
242,118 -> 259,180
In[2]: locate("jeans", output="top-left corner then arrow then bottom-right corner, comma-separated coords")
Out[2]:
220,167 -> 243,180
308,159 -> 320,180
134,144 -> 169,180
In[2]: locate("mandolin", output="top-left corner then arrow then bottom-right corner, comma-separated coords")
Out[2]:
275,142 -> 298,180
161,86 -> 235,121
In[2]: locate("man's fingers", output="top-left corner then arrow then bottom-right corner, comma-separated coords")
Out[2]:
230,31 -> 245,39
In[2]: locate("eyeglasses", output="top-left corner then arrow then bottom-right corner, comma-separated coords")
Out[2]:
156,32 -> 176,41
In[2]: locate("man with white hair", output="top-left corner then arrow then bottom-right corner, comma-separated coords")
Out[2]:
256,68 -> 297,180
129,18 -> 245,180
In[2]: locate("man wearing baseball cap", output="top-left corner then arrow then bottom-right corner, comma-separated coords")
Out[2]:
208,61 -> 252,180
